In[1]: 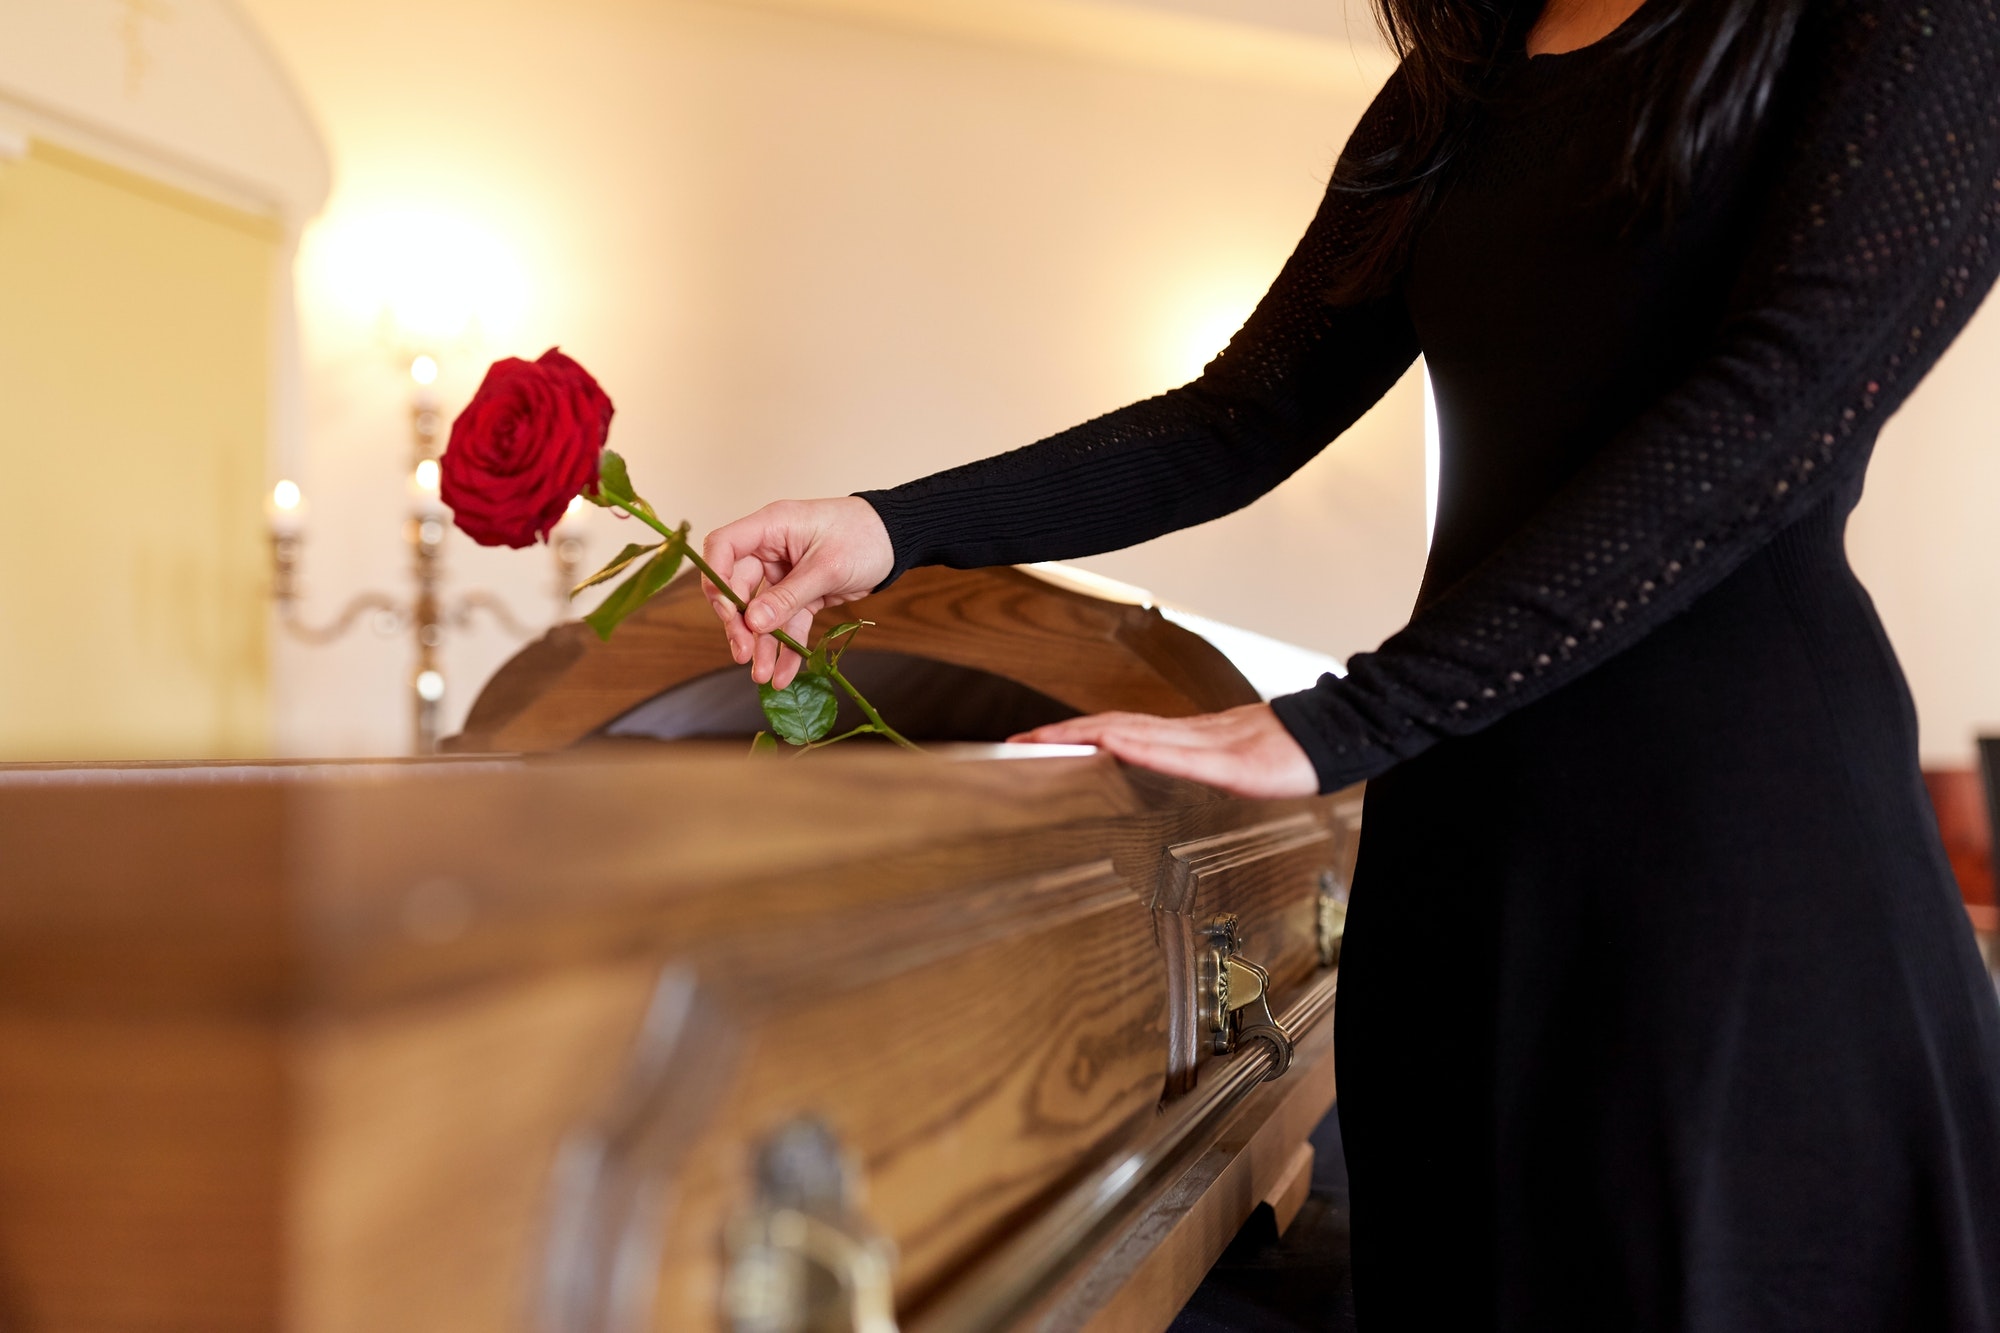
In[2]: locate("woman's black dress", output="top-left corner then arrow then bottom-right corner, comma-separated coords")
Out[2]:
857,0 -> 2000,1326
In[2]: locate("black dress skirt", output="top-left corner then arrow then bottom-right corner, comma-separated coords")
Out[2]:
858,0 -> 2000,1325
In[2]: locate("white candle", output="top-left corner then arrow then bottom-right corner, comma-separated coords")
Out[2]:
409,458 -> 447,521
268,478 -> 306,537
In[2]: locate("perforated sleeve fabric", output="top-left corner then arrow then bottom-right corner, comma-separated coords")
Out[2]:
855,74 -> 1422,584
1269,0 -> 2000,792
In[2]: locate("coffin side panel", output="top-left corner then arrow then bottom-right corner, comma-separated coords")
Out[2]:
0,1014 -> 285,1332
1159,813 -> 1345,1093
646,863 -> 1170,1328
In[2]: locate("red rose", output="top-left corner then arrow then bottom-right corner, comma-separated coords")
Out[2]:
441,347 -> 614,548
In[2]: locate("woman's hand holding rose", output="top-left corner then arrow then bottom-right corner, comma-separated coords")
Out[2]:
700,497 -> 894,690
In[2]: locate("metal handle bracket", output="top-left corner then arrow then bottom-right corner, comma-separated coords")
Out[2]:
1202,916 -> 1294,1078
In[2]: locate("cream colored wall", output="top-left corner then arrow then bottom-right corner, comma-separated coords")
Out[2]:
239,0 -> 1425,756
0,0 -> 327,221
1849,300 -> 2000,767
0,144 -> 275,759
0,0 -> 326,763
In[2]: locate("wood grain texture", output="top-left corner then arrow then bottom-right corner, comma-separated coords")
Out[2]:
1027,1016 -> 1340,1333
0,1014 -> 284,1332
0,750 -> 1202,1327
0,562 -> 1369,1333
1261,1141 -> 1314,1237
0,751 -> 1164,1332
293,959 -> 668,1333
446,566 -> 1260,754
639,861 -> 1170,1329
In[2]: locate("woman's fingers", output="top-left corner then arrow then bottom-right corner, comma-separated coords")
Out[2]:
751,625 -> 779,684
1087,731 -> 1235,786
698,560 -> 744,650
744,549 -> 846,635
1009,705 -> 1317,800
1013,712 -> 1186,745
701,547 -> 774,665
769,607 -> 817,690
700,526 -> 766,658
725,559 -> 773,664
753,605 -> 816,687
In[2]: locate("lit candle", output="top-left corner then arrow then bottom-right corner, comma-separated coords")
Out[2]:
268,478 -> 306,536
409,457 -> 447,520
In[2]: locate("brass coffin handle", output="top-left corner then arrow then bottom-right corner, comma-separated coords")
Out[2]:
723,1119 -> 899,1333
1316,868 -> 1349,968
1203,917 -> 1295,1080
726,1209 -> 897,1333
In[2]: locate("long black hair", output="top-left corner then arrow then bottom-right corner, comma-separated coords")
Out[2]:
1329,0 -> 1808,302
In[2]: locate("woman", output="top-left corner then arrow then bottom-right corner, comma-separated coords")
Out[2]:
701,0 -> 2000,1324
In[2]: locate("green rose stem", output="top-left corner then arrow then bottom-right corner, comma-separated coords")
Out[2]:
603,497 -> 921,752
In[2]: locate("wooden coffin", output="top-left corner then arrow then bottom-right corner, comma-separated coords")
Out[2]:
0,566 -> 1362,1333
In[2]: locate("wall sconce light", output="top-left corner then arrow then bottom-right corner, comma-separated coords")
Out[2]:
270,352 -> 585,754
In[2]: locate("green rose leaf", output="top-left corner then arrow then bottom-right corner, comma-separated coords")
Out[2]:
819,620 -> 868,666
570,541 -> 660,598
582,527 -> 689,640
758,672 -> 839,745
804,620 -> 869,674
591,449 -> 639,506
748,730 -> 779,755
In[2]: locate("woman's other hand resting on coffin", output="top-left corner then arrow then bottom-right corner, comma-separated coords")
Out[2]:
700,497 -> 894,689
1012,704 -> 1317,799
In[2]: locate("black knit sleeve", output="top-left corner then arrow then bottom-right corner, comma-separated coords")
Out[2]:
1271,0 -> 2000,792
855,75 -> 1423,584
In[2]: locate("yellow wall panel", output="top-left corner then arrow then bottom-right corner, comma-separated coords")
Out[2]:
0,143 -> 274,759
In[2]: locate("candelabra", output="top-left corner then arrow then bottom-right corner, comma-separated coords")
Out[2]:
270,354 -> 585,754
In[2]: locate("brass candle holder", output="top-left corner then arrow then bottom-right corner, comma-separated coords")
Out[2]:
270,354 -> 583,754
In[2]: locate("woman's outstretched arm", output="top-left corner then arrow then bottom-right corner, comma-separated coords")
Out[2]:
701,73 -> 1425,685
1251,0 -> 2000,792
856,78 -> 1421,584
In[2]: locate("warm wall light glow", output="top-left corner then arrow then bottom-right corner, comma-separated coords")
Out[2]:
410,354 -> 439,385
272,478 -> 302,512
564,494 -> 588,520
1175,304 -> 1250,383
413,458 -> 441,494
1422,363 -> 1440,551
302,206 -> 530,350
1155,270 -> 1267,387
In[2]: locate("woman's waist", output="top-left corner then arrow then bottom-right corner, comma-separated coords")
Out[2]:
1418,472 -> 1864,610
1456,553 -> 1906,799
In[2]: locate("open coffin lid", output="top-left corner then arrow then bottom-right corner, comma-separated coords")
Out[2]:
442,563 -> 1343,753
